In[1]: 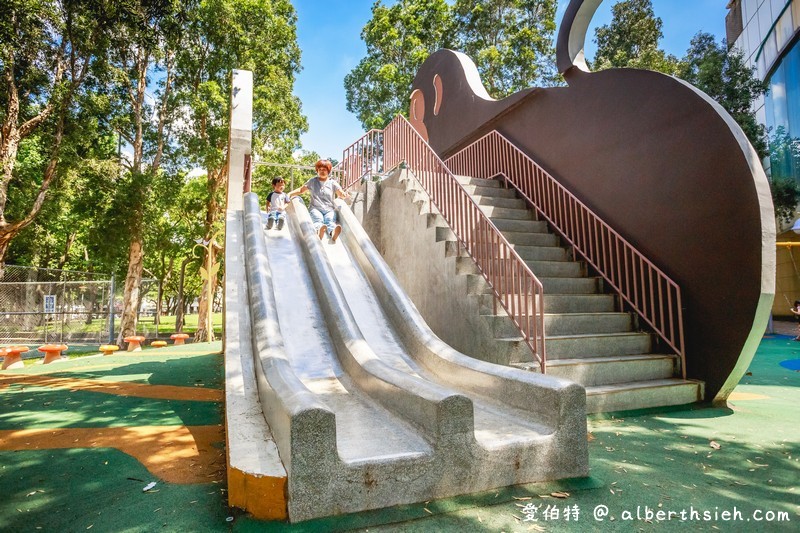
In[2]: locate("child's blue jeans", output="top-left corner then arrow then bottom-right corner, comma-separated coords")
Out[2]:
267,211 -> 286,223
309,208 -> 337,236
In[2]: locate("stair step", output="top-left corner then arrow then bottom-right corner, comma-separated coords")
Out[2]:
494,336 -> 537,365
540,277 -> 600,294
483,292 -> 616,315
484,313 -> 528,337
465,273 -> 492,294
511,244 -> 568,262
491,219 -> 547,232
542,293 -> 615,313
455,175 -> 502,188
526,259 -> 584,278
501,231 -> 559,247
544,312 -> 631,335
584,379 -> 705,414
472,336 -> 531,366
460,184 -> 518,198
545,354 -> 676,386
545,332 -> 651,357
480,205 -> 534,220
475,196 -> 528,209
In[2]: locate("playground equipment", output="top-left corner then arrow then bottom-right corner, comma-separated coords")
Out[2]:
99,344 -> 119,356
223,0 -> 774,522
38,344 -> 67,364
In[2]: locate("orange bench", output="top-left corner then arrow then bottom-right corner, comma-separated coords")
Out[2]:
99,344 -> 120,356
170,333 -> 190,345
1,346 -> 29,370
38,344 -> 68,364
124,336 -> 146,352
151,340 -> 167,348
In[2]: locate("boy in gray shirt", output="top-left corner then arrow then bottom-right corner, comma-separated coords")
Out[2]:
289,159 -> 349,242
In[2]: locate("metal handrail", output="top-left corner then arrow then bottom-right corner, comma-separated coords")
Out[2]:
341,129 -> 384,189
247,161 -> 345,192
344,117 -> 546,370
446,130 -> 686,377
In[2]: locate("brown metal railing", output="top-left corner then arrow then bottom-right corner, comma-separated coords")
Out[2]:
341,129 -> 384,190
446,130 -> 686,377
344,117 -> 546,370
243,154 -> 252,193
249,162 -> 344,192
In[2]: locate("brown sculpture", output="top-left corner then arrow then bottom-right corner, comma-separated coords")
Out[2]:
409,0 -> 775,402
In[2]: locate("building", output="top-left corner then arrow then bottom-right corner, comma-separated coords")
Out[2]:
727,0 -> 800,316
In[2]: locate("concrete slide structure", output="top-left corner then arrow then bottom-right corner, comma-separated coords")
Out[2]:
230,190 -> 588,522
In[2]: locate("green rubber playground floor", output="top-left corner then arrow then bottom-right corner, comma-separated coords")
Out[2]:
1,334 -> 798,531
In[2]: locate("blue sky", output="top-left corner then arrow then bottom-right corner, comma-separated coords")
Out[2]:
292,0 -> 729,160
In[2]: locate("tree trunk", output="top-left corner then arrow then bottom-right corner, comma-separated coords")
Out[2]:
0,230 -> 15,268
194,246 -> 218,342
84,255 -> 95,325
175,256 -> 191,333
155,279 -> 163,326
56,232 -> 77,270
116,236 -> 144,344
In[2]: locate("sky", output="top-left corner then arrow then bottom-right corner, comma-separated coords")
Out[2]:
292,0 -> 729,161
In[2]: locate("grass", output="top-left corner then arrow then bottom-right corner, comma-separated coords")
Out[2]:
8,313 -> 223,366
137,313 -> 224,336
23,313 -> 224,338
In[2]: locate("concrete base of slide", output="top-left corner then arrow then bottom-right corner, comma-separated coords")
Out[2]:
224,190 -> 588,523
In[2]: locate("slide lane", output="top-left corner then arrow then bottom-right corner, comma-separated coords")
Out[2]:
262,219 -> 431,464
324,223 -> 553,450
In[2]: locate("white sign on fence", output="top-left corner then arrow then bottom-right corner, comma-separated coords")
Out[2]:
44,295 -> 56,314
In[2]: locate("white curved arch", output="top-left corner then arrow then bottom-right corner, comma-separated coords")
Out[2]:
452,50 -> 494,101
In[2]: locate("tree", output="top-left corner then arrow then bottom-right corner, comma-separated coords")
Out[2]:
344,0 -> 454,130
678,32 -> 768,158
767,127 -> 800,223
592,0 -> 679,74
453,0 -> 559,97
0,0 -> 114,267
105,0 -> 185,343
174,0 -> 307,341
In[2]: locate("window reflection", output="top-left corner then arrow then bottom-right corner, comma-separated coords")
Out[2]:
766,39 -> 800,183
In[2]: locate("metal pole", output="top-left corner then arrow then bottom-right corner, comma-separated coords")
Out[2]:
109,274 -> 115,344
60,277 -> 66,343
207,243 -> 213,341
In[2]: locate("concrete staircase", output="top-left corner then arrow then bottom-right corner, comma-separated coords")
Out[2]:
454,175 -> 704,413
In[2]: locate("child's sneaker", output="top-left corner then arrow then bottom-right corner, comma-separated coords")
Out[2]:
277,218 -> 284,230
318,225 -> 327,240
266,218 -> 274,230
331,225 -> 342,243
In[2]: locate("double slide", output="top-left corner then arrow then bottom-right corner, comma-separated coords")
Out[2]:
233,191 -> 587,522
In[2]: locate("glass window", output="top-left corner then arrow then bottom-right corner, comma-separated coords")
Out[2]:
776,8 -> 794,51
793,0 -> 800,32
766,40 -> 800,183
764,33 -> 778,68
785,40 -> 800,140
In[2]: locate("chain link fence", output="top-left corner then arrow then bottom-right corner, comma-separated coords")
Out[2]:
0,265 -> 115,345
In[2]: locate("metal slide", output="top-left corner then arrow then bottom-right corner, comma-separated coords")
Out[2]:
242,192 -> 586,521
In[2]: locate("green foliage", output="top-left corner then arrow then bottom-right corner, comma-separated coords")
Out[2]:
769,127 -> 800,181
2,0 -> 306,323
344,0 -> 454,130
175,0 -> 306,170
453,0 -> 560,97
770,176 -> 800,224
768,127 -> 800,222
345,0 -> 561,128
678,32 -> 769,158
592,0 -> 679,74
